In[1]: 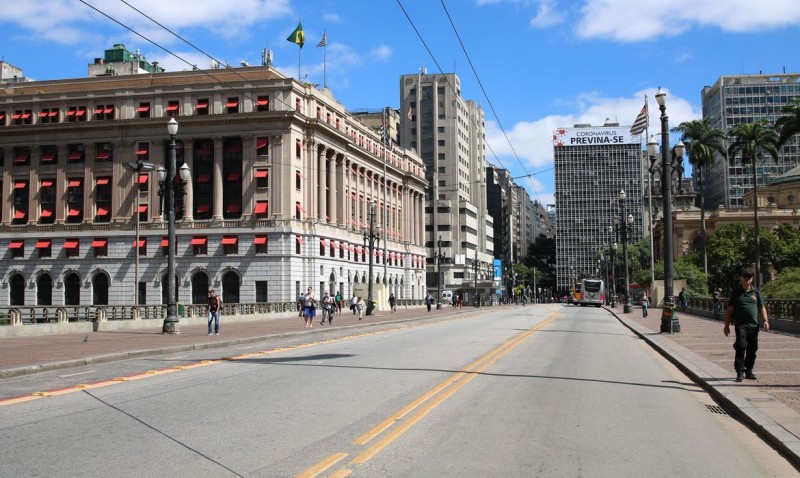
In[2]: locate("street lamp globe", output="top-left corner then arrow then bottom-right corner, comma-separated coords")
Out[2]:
674,140 -> 685,158
627,214 -> 634,225
619,189 -> 626,200
179,163 -> 191,181
647,136 -> 658,157
155,165 -> 167,183
167,117 -> 179,136
655,89 -> 666,107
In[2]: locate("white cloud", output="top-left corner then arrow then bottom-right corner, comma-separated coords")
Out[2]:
371,45 -> 392,61
530,0 -> 565,28
674,52 -> 693,64
486,88 -> 700,170
576,0 -> 800,42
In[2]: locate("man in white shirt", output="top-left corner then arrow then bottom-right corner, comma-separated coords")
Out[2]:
303,287 -> 317,328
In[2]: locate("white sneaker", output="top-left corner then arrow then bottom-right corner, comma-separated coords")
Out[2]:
208,333 -> 212,336
215,332 -> 219,335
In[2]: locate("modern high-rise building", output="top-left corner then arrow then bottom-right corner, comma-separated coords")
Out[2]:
702,73 -> 800,208
399,71 -> 495,302
0,45 -> 429,308
553,123 -> 644,291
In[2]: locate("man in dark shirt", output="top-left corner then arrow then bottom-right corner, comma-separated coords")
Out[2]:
723,270 -> 769,382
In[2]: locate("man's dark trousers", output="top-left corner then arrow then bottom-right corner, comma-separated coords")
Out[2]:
734,325 -> 759,373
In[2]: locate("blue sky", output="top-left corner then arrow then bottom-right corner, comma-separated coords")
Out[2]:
2,0 -> 799,206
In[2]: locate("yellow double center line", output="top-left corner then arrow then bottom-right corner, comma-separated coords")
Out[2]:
297,311 -> 559,477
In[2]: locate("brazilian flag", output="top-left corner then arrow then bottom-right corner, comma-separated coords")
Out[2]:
287,22 -> 304,48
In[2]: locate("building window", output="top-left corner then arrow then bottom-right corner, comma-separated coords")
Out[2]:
67,144 -> 85,163
92,238 -> 108,257
222,138 -> 243,219
136,142 -> 149,162
40,179 -> 55,224
9,240 -> 24,258
191,236 -> 208,255
40,145 -> 57,165
255,281 -> 269,302
96,143 -> 113,162
64,239 -> 80,258
255,169 -> 269,188
66,178 -> 84,224
136,238 -> 147,256
438,140 -> 445,147
39,108 -> 59,124
295,170 -> 302,190
36,239 -> 52,258
13,109 -> 33,125
13,180 -> 29,225
14,146 -> 30,166
320,239 -> 326,256
222,235 -> 238,255
166,100 -> 180,117
160,237 -> 170,256
295,98 -> 301,111
138,204 -> 149,222
94,104 -> 115,121
137,102 -> 151,118
196,98 -> 209,115
225,97 -> 239,113
0,111 -> 6,126
296,235 -> 302,254
256,137 -> 269,158
66,106 -> 86,122
256,95 -> 269,112
295,139 -> 302,158
254,200 -> 269,218
254,235 -> 268,254
295,201 -> 302,220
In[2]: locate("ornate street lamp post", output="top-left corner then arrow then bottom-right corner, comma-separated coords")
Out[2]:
363,201 -> 381,316
608,225 -> 617,308
649,90 -> 686,332
434,235 -> 446,309
156,117 -> 190,334
619,190 -> 635,313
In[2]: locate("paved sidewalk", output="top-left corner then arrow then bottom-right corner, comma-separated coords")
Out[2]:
610,305 -> 800,468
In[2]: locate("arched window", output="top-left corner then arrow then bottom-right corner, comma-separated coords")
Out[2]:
191,272 -> 210,304
92,273 -> 109,305
37,274 -> 53,305
221,271 -> 239,304
10,273 -> 25,306
161,273 -> 180,305
64,273 -> 81,305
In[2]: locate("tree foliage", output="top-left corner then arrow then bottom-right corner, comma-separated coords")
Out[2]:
761,267 -> 800,299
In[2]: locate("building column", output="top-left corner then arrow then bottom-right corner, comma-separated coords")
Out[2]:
328,152 -> 337,225
183,138 -> 195,222
318,147 -> 327,222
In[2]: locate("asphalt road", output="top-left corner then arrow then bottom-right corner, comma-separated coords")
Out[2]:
1,304 -> 795,477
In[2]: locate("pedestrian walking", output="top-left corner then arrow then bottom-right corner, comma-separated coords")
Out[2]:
724,270 -> 769,382
351,294 -> 358,315
335,291 -> 343,314
356,296 -> 366,320
713,288 -> 723,320
641,294 -> 649,317
298,292 -> 305,317
321,291 -> 335,325
425,293 -> 433,312
388,292 -> 396,312
678,288 -> 689,312
302,287 -> 317,328
207,289 -> 222,335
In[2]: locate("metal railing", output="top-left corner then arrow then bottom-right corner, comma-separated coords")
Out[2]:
688,297 -> 800,322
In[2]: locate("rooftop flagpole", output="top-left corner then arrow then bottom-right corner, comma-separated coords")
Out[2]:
286,21 -> 304,79
316,30 -> 327,87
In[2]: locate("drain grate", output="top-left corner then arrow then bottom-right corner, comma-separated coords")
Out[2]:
706,404 -> 728,415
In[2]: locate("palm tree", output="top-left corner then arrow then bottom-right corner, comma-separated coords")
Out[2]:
727,120 -> 780,288
672,118 -> 727,277
776,97 -> 800,147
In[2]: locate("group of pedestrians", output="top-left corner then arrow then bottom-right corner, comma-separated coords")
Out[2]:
297,288 -> 372,327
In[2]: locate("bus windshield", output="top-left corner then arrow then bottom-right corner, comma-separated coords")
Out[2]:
583,280 -> 602,293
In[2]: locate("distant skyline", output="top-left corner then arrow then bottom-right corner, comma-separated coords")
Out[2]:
2,0 -> 799,207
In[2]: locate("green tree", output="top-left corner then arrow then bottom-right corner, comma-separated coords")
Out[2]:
728,120 -> 780,288
525,234 -> 556,291
773,224 -> 800,272
776,97 -> 800,147
646,258 -> 707,298
706,223 -> 751,292
761,267 -> 800,299
673,117 -> 727,276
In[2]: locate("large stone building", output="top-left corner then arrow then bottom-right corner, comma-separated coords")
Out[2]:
0,45 -> 429,308
553,123 -> 645,290
398,71 -> 494,302
702,73 -> 800,208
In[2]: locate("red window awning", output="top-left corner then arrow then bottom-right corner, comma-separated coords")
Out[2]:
161,237 -> 169,247
96,150 -> 110,160
39,111 -> 49,118
91,239 -> 107,248
137,105 -> 150,112
254,202 -> 268,214
94,106 -> 104,114
134,239 -> 146,247
96,207 -> 109,216
48,110 -> 58,117
96,177 -> 110,185
138,174 -> 149,184
14,181 -> 27,189
14,210 -> 27,219
196,101 -> 208,108
12,113 -> 21,119
41,152 -> 55,161
221,236 -> 238,245
295,203 -> 303,211
256,98 -> 268,106
320,238 -> 329,246
227,172 -> 241,181
21,112 -> 31,119
66,110 -> 76,116
166,104 -> 179,111
41,179 -> 53,187
254,235 -> 267,245
226,203 -> 241,213
103,107 -> 113,114
138,205 -> 148,213
63,240 -> 79,249
35,239 -> 51,249
225,100 -> 239,108
256,138 -> 268,149
9,240 -> 24,249
68,152 -> 83,160
75,109 -> 86,116
135,149 -> 148,156
67,208 -> 81,217
332,241 -> 340,249
255,170 -> 268,178
190,237 -> 207,245
295,236 -> 304,243
197,173 -> 211,183
40,209 -> 53,218
15,154 -> 28,163
196,204 -> 211,213
68,179 -> 81,187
